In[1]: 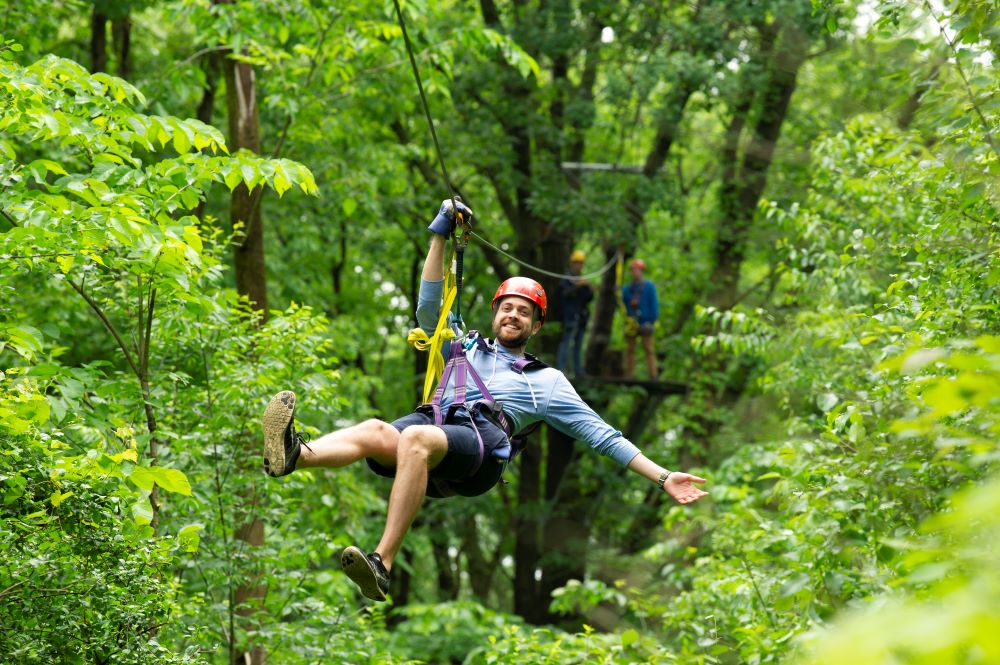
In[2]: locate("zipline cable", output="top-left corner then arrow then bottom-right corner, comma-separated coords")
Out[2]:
391,0 -> 470,327
391,0 -> 620,287
469,231 -> 621,281
391,0 -> 456,207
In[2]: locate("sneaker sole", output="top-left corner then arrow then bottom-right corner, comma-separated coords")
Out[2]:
262,390 -> 296,477
341,546 -> 387,601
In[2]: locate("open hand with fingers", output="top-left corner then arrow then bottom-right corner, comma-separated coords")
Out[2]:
663,472 -> 709,505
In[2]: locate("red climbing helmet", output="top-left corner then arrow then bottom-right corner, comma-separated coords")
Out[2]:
630,258 -> 646,271
492,277 -> 548,324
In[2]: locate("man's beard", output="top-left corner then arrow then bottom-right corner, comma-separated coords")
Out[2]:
492,320 -> 533,348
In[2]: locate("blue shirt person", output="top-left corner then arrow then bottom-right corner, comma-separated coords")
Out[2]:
622,258 -> 659,379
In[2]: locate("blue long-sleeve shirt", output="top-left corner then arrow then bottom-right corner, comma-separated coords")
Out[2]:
622,279 -> 659,325
416,278 -> 641,467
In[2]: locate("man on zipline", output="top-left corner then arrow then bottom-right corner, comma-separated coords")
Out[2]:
261,199 -> 708,602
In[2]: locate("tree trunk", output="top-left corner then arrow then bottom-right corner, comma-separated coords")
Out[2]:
90,8 -> 107,73
111,15 -> 131,79
585,79 -> 696,368
584,244 -> 621,375
710,21 -> 807,307
513,438 -> 543,622
538,427 -> 588,624
218,8 -> 268,658
460,513 -> 498,602
231,517 -> 266,665
430,529 -> 459,601
224,52 -> 269,318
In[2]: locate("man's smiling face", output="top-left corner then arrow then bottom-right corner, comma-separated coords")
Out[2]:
491,295 -> 542,348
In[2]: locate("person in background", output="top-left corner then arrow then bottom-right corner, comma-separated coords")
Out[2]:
556,249 -> 593,377
623,258 -> 659,379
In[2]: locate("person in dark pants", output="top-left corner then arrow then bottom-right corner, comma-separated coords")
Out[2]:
261,201 -> 706,602
556,250 -> 593,377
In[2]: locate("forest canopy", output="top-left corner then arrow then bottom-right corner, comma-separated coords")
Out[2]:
0,0 -> 997,663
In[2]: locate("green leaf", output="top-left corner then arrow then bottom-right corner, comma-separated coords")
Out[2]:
224,165 -> 242,191
172,121 -> 191,153
4,325 -> 44,360
131,498 -> 153,525
56,254 -> 74,274
240,162 -> 256,188
780,572 -> 811,597
621,629 -> 639,648
49,490 -> 73,507
273,162 -> 291,196
177,523 -> 203,553
975,336 -> 1000,353
130,465 -> 193,495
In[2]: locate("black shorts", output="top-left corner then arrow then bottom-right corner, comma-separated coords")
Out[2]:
366,405 -> 510,498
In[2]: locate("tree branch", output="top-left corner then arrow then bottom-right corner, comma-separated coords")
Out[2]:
68,280 -> 141,379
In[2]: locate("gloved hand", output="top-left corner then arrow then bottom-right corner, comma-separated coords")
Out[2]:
428,198 -> 473,236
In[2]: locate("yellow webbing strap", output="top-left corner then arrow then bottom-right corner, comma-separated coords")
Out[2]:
407,253 -> 459,403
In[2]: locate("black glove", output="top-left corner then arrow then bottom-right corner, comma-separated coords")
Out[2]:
428,198 -> 474,236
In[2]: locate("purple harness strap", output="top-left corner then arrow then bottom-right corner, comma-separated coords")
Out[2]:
429,335 -> 496,476
427,332 -> 544,475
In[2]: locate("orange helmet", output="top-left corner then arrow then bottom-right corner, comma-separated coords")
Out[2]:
492,277 -> 547,324
630,258 -> 646,271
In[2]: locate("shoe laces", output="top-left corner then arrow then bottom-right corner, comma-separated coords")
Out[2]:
292,425 -> 314,454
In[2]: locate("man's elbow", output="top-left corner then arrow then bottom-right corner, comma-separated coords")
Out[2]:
415,304 -> 438,326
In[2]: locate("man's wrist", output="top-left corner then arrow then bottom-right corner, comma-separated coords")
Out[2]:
656,470 -> 673,489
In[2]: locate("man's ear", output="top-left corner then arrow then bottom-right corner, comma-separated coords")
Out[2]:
530,320 -> 543,336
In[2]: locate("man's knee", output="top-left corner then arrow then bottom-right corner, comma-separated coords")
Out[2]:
356,419 -> 399,460
398,425 -> 447,465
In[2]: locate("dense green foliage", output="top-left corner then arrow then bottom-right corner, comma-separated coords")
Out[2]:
1,0 -> 997,663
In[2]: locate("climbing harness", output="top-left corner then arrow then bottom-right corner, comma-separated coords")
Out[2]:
422,331 -> 544,495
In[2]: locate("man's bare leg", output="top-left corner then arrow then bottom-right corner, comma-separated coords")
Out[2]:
625,336 -> 637,378
643,335 -> 658,379
375,425 -> 448,570
297,419 -> 399,470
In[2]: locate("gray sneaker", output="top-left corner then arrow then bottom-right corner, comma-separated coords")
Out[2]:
262,390 -> 304,477
341,546 -> 390,601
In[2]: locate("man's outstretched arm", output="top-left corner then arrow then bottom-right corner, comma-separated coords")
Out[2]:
627,453 -> 708,505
